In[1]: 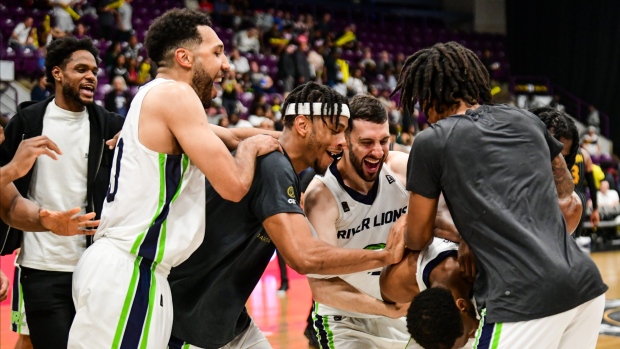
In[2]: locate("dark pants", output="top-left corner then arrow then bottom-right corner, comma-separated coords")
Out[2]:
276,250 -> 288,288
20,267 -> 75,349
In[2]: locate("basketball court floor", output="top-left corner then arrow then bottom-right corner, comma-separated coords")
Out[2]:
1,250 -> 619,348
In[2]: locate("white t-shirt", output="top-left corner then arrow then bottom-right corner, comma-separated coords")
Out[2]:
12,23 -> 31,44
18,100 -> 90,272
598,190 -> 619,208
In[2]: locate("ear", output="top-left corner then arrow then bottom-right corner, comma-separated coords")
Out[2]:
293,115 -> 309,137
51,67 -> 63,82
456,298 -> 468,312
174,48 -> 194,69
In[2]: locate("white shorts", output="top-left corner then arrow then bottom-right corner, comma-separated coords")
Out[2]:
68,239 -> 173,349
313,312 -> 409,349
10,263 -> 30,336
169,319 -> 271,349
472,294 -> 605,349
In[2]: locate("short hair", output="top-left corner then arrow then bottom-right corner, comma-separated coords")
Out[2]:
112,76 -> 127,91
281,82 -> 348,129
347,94 -> 387,132
145,9 -> 212,67
407,287 -> 463,349
393,41 -> 491,117
45,36 -> 99,88
529,107 -> 579,168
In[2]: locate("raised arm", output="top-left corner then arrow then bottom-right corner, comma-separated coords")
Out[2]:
210,125 -> 281,151
145,82 -> 280,202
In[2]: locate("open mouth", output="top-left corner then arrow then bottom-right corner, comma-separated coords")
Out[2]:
326,150 -> 343,160
80,85 -> 95,98
363,157 -> 381,172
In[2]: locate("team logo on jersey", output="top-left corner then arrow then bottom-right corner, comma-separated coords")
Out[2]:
287,186 -> 295,198
342,202 -> 350,212
386,175 -> 395,184
363,243 -> 386,250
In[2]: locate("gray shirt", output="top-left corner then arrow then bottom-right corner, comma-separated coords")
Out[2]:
407,104 -> 607,323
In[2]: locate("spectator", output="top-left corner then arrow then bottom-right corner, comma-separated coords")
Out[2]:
259,118 -> 275,131
125,57 -> 140,86
376,50 -> 394,74
323,47 -> 342,87
109,54 -> 129,84
104,76 -> 132,117
104,41 -> 121,70
587,105 -> 600,134
334,24 -> 357,49
122,34 -> 142,60
249,61 -> 274,94
31,75 -> 50,102
221,69 -> 242,116
295,38 -> 312,85
213,0 -> 234,27
384,69 -> 397,90
358,47 -> 376,71
234,27 -> 260,54
248,105 -> 267,127
346,68 -> 366,96
73,23 -> 87,39
548,94 -> 565,111
582,126 -> 602,157
197,0 -> 214,14
49,0 -> 77,33
97,0 -> 118,40
394,52 -> 406,73
116,0 -> 133,42
278,43 -> 297,93
598,180 -> 619,209
307,45 -> 325,82
227,112 -> 253,128
138,57 -> 153,84
255,8 -> 275,32
228,47 -> 250,75
481,49 -> 500,77
315,13 -> 331,34
10,17 -> 37,51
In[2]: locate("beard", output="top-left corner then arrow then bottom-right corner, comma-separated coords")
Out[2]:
62,83 -> 93,106
307,130 -> 329,176
191,64 -> 214,108
348,145 -> 385,183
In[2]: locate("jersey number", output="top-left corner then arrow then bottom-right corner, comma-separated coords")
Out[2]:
571,164 -> 579,185
106,138 -> 125,203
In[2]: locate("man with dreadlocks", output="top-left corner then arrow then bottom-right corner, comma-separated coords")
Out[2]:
394,42 -> 606,348
167,82 -> 405,349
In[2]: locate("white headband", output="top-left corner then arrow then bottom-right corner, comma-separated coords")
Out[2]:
284,103 -> 350,118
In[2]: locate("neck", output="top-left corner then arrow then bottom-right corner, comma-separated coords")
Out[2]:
157,67 -> 192,85
278,129 -> 310,173
54,88 -> 85,112
439,100 -> 480,119
429,257 -> 472,300
338,153 -> 375,194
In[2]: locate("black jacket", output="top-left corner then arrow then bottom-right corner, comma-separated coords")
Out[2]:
0,96 -> 125,255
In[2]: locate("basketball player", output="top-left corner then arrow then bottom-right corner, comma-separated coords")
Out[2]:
303,94 -> 411,349
394,41 -> 607,348
167,83 -> 405,349
68,9 -> 281,348
380,106 -> 587,349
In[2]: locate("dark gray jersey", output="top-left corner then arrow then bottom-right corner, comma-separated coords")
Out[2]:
407,104 -> 607,323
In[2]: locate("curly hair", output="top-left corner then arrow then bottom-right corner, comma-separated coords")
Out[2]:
145,9 -> 213,67
347,94 -> 387,133
281,82 -> 348,129
407,287 -> 463,349
45,36 -> 99,88
529,107 -> 580,168
393,41 -> 491,117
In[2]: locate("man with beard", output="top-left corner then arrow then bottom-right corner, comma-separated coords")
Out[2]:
0,36 -> 125,349
302,94 -> 412,348
67,9 -> 281,348
167,83 -> 405,349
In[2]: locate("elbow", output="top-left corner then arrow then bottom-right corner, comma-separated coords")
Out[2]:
405,234 -> 430,251
287,253 -> 315,275
219,181 -> 251,202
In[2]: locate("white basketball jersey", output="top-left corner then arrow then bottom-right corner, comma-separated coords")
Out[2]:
315,161 -> 408,318
416,238 -> 459,292
95,78 -> 206,272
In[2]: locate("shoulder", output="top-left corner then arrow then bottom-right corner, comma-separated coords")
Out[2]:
145,81 -> 198,105
258,151 -> 294,172
304,176 -> 337,214
385,151 -> 409,180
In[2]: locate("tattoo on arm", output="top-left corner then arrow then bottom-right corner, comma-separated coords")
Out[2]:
552,155 -> 574,199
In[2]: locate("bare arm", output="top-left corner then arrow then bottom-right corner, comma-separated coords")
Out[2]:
146,82 -> 280,202
0,183 -> 98,235
264,212 -> 403,275
434,194 -> 461,242
308,277 -> 409,319
0,135 -> 61,189
559,191 -> 582,234
406,193 -> 438,250
379,249 -> 420,304
210,125 -> 281,151
551,154 -> 574,200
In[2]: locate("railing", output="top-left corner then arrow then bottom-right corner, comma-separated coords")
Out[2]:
509,76 -> 610,137
0,83 -> 18,116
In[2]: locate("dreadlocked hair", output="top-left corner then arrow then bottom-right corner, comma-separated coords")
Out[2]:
281,82 -> 348,129
392,41 -> 492,117
530,107 -> 579,169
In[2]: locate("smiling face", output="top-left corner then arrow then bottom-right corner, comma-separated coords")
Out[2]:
54,50 -> 98,107
306,115 -> 348,175
346,119 -> 390,182
189,26 -> 229,107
